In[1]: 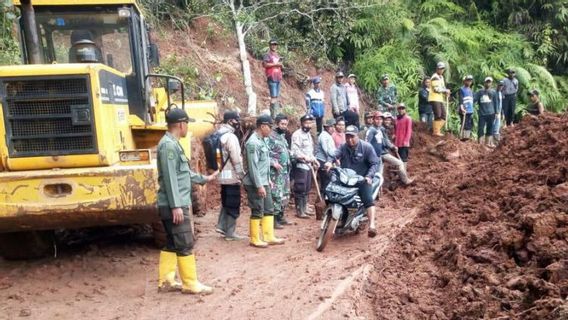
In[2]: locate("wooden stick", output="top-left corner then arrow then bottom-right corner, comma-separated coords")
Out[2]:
310,166 -> 324,203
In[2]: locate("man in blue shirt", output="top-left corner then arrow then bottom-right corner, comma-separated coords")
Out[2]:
305,77 -> 325,134
458,75 -> 475,141
474,77 -> 498,147
324,125 -> 380,237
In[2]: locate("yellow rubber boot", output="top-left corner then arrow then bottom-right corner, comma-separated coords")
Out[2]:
261,215 -> 285,245
250,218 -> 269,248
433,120 -> 444,136
158,251 -> 182,292
177,254 -> 213,295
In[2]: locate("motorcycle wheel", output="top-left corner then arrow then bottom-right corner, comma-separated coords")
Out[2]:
316,207 -> 339,252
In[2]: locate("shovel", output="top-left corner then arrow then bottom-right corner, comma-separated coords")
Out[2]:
310,166 -> 326,220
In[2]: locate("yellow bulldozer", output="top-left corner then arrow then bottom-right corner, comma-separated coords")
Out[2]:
0,0 -> 217,259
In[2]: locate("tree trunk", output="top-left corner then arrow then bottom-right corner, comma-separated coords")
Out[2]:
234,21 -> 257,115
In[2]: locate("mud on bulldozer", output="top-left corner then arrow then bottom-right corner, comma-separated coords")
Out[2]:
0,0 -> 216,259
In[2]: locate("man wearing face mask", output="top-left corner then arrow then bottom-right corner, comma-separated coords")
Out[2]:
268,114 -> 292,228
215,111 -> 246,241
291,114 -> 319,219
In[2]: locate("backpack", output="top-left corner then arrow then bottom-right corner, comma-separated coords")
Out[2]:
202,130 -> 228,171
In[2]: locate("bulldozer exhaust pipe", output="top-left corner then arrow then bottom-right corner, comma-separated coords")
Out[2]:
20,0 -> 41,64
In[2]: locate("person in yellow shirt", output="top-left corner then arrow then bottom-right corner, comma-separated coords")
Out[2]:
428,62 -> 451,136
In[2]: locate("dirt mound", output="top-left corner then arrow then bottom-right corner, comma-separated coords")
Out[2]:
372,114 -> 568,319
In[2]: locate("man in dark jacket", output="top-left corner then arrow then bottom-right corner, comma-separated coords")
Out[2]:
474,77 -> 498,147
324,125 -> 380,237
418,77 -> 433,131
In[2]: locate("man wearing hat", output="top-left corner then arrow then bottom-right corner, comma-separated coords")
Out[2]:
330,71 -> 350,120
263,39 -> 283,117
244,114 -> 285,248
474,77 -> 498,147
156,108 -> 218,295
324,125 -> 380,237
267,114 -> 292,229
376,74 -> 398,114
215,111 -> 246,241
359,111 -> 375,140
501,68 -> 519,127
458,75 -> 475,140
316,118 -> 337,197
428,62 -> 451,136
291,114 -> 319,219
370,112 -> 413,186
305,76 -> 325,134
527,89 -> 544,116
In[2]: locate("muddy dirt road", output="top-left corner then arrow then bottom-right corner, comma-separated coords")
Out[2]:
0,202 -> 416,320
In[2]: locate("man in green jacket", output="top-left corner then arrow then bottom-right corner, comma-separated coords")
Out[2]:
376,74 -> 398,114
244,114 -> 285,248
157,108 -> 218,295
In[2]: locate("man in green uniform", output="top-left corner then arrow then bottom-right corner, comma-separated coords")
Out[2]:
244,114 -> 285,248
268,114 -> 292,229
376,74 -> 398,114
157,108 -> 218,295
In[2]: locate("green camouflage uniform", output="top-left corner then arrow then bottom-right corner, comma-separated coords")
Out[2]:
376,84 -> 398,114
267,129 -> 291,219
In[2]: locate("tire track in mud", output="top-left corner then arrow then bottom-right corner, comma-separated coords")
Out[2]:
0,205 -> 419,320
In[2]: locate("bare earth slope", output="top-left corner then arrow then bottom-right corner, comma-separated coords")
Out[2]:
370,114 -> 568,319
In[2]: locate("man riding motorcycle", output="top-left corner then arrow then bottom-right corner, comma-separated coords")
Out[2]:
324,125 -> 381,237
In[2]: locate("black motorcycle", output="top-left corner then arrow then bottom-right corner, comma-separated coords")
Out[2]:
316,167 -> 383,252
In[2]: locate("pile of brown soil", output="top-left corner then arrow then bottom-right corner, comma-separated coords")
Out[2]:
372,114 -> 568,319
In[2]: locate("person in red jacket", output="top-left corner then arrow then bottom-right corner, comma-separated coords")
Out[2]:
394,103 -> 413,169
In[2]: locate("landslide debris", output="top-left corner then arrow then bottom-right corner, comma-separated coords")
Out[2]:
372,114 -> 568,319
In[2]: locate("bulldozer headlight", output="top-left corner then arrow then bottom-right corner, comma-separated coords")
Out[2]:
118,8 -> 131,18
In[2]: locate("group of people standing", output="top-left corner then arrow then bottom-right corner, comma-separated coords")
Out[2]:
153,38 -> 547,297
417,66 -> 544,146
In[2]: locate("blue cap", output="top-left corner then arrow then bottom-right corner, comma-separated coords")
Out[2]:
312,76 -> 321,84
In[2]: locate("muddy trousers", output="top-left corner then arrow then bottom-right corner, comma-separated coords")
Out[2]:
217,184 -> 242,237
159,206 -> 194,256
431,102 -> 446,121
244,184 -> 274,219
318,167 -> 332,198
292,167 -> 312,215
382,154 -> 410,184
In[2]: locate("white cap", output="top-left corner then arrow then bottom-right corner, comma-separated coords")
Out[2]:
484,77 -> 493,82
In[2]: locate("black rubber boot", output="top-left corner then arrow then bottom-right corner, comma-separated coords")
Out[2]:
295,196 -> 309,219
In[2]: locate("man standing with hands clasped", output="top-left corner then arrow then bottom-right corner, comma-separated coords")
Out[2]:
244,115 -> 286,248
156,108 -> 218,295
474,77 -> 498,147
330,71 -> 349,120
501,68 -> 519,127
